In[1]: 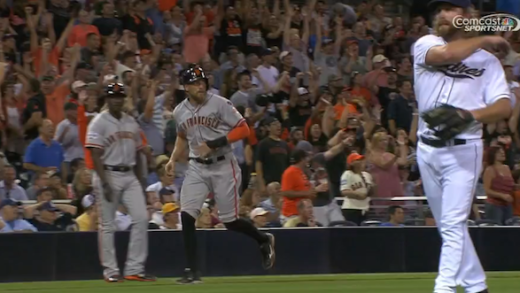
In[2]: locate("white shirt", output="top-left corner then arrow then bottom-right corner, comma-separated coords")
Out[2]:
115,211 -> 132,231
508,81 -> 519,108
413,34 -> 511,140
256,64 -> 279,91
340,171 -> 372,211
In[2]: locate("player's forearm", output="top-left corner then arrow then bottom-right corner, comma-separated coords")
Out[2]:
470,98 -> 512,124
426,37 -> 489,66
206,122 -> 249,149
90,149 -> 109,184
170,135 -> 188,163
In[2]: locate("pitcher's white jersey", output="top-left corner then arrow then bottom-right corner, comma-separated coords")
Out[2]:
413,34 -> 511,140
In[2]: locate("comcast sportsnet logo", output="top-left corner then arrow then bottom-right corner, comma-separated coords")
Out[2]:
453,14 -> 520,32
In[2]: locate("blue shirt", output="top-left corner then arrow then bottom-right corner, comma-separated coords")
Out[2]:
24,138 -> 65,172
0,218 -> 37,232
379,222 -> 404,227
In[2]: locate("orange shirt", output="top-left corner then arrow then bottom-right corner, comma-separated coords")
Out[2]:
33,47 -> 60,77
158,0 -> 177,11
513,190 -> 520,216
68,25 -> 100,47
183,27 -> 212,63
46,84 -> 71,126
281,165 -> 312,217
333,103 -> 360,120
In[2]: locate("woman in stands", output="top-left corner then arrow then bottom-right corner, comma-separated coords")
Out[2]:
483,146 -> 514,225
340,153 -> 375,225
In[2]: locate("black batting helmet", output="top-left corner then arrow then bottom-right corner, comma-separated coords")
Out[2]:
181,64 -> 208,88
104,83 -> 126,98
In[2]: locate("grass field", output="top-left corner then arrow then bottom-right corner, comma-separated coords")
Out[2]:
1,272 -> 519,292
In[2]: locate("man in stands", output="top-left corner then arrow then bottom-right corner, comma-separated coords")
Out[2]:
380,205 -> 405,227
0,199 -> 37,233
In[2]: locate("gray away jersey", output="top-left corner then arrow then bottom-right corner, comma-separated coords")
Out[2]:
173,93 -> 245,158
86,111 -> 143,166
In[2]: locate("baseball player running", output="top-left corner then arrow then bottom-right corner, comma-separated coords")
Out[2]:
165,65 -> 275,284
414,1 -> 512,293
86,83 -> 155,282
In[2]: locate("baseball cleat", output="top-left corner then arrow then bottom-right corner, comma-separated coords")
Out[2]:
260,232 -> 276,269
477,290 -> 489,293
176,268 -> 203,284
124,273 -> 156,282
104,274 -> 123,283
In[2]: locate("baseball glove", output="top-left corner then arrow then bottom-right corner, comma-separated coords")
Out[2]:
421,104 -> 475,141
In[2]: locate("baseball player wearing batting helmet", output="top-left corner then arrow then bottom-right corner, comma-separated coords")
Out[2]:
165,64 -> 275,284
86,83 -> 156,282
414,1 -> 512,292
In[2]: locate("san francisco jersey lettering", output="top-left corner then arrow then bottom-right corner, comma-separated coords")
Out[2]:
173,93 -> 245,158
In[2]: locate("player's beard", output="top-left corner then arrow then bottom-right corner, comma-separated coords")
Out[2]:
434,18 -> 460,40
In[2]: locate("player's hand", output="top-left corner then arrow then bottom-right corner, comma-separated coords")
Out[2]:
102,182 -> 114,202
483,36 -> 510,57
196,142 -> 212,158
165,160 -> 175,177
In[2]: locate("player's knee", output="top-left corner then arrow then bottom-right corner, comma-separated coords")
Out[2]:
181,211 -> 197,224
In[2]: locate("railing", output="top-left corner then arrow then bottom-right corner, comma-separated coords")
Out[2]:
19,196 -> 488,205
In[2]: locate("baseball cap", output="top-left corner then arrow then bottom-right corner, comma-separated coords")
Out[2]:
159,187 -> 175,196
279,51 -> 292,60
72,80 -> 87,92
372,55 -> 388,63
162,202 -> 180,214
262,116 -> 279,126
260,48 -> 274,57
296,140 -> 314,154
82,194 -> 95,209
322,38 -> 334,46
297,87 -> 309,96
64,102 -> 78,111
0,198 -> 21,209
37,201 -> 60,212
347,153 -> 365,164
41,75 -> 55,82
250,207 -> 268,220
427,0 -> 471,9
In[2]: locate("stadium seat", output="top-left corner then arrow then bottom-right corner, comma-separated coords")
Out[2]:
505,216 -> 520,226
475,219 -> 500,226
360,220 -> 382,227
329,221 -> 358,227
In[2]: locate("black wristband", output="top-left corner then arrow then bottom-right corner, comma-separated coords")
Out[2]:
206,136 -> 228,149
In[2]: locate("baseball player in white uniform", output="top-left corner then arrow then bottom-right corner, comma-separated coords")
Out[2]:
165,65 -> 275,284
414,1 -> 512,293
86,83 -> 155,283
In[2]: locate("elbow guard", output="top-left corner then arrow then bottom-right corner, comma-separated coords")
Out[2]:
206,136 -> 228,149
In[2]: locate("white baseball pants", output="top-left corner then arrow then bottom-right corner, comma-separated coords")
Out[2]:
417,140 -> 487,293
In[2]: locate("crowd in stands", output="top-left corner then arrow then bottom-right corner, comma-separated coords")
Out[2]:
1,0 -> 520,233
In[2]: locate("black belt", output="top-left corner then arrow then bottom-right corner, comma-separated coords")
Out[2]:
104,165 -> 132,172
189,156 -> 225,165
420,136 -> 467,148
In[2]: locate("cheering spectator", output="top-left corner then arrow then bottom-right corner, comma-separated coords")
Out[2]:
76,194 -> 98,232
380,205 -> 405,227
250,207 -> 269,228
23,119 -> 65,181
483,146 -> 514,225
55,102 -> 84,172
387,79 -> 414,135
0,199 -> 37,233
183,6 -> 214,63
280,148 -> 327,223
367,132 -> 407,202
283,199 -> 322,227
68,10 -> 100,47
0,165 -> 28,201
340,153 -> 375,225
92,1 -> 122,36
255,117 -> 290,194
